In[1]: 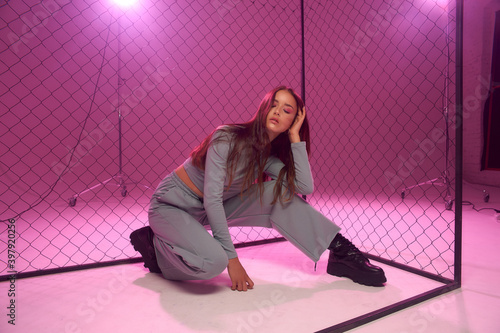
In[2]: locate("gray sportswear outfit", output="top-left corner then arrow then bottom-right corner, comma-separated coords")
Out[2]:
148,130 -> 341,280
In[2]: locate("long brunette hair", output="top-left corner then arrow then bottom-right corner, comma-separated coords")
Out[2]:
190,86 -> 310,203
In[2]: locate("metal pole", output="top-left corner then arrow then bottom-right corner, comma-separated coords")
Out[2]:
454,0 -> 464,287
118,15 -> 123,177
300,0 -> 306,104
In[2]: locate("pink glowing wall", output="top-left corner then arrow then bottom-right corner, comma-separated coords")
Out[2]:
1,0 -> 302,217
305,0 -> 454,198
1,0 -> 456,218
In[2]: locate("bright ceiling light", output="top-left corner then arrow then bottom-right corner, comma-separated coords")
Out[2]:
112,0 -> 138,9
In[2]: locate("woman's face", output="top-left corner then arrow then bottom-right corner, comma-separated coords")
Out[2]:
265,90 -> 298,141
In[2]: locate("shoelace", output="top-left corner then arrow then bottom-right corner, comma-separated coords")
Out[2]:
336,235 -> 366,259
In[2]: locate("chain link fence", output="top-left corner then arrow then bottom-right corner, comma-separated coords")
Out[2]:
305,0 -> 457,279
1,0 -> 457,288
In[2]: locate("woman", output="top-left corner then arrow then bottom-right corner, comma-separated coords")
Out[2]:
130,86 -> 386,290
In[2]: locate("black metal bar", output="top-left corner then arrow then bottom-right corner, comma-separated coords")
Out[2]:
0,257 -> 143,282
364,252 -> 454,285
300,0 -> 306,104
315,282 -> 461,333
454,0 -> 464,287
118,14 -> 124,176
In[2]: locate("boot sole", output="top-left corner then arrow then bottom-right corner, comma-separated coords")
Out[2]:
130,228 -> 162,274
327,262 -> 386,287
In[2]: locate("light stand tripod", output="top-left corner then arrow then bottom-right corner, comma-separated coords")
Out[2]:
69,12 -> 150,207
400,3 -> 453,211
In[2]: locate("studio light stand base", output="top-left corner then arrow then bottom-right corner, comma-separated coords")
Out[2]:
68,173 -> 150,207
401,172 -> 453,211
401,6 -> 453,212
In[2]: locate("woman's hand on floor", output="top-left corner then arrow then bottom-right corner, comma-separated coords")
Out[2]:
227,257 -> 254,291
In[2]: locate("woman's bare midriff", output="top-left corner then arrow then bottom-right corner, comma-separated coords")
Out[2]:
175,165 -> 204,198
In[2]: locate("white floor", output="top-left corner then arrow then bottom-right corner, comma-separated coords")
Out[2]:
1,183 -> 499,333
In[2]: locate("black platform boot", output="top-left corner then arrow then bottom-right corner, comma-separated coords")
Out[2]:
327,233 -> 386,287
130,226 -> 161,273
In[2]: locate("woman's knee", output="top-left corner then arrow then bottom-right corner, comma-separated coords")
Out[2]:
199,248 -> 228,279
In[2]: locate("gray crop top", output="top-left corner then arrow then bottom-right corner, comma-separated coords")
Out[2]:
183,129 -> 314,259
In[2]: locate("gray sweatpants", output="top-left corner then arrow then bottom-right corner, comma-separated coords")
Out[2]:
148,172 -> 341,281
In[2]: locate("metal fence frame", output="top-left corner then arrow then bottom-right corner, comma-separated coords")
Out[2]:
0,0 -> 463,331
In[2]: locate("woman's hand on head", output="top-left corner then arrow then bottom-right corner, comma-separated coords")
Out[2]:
288,106 -> 306,143
227,257 -> 254,291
